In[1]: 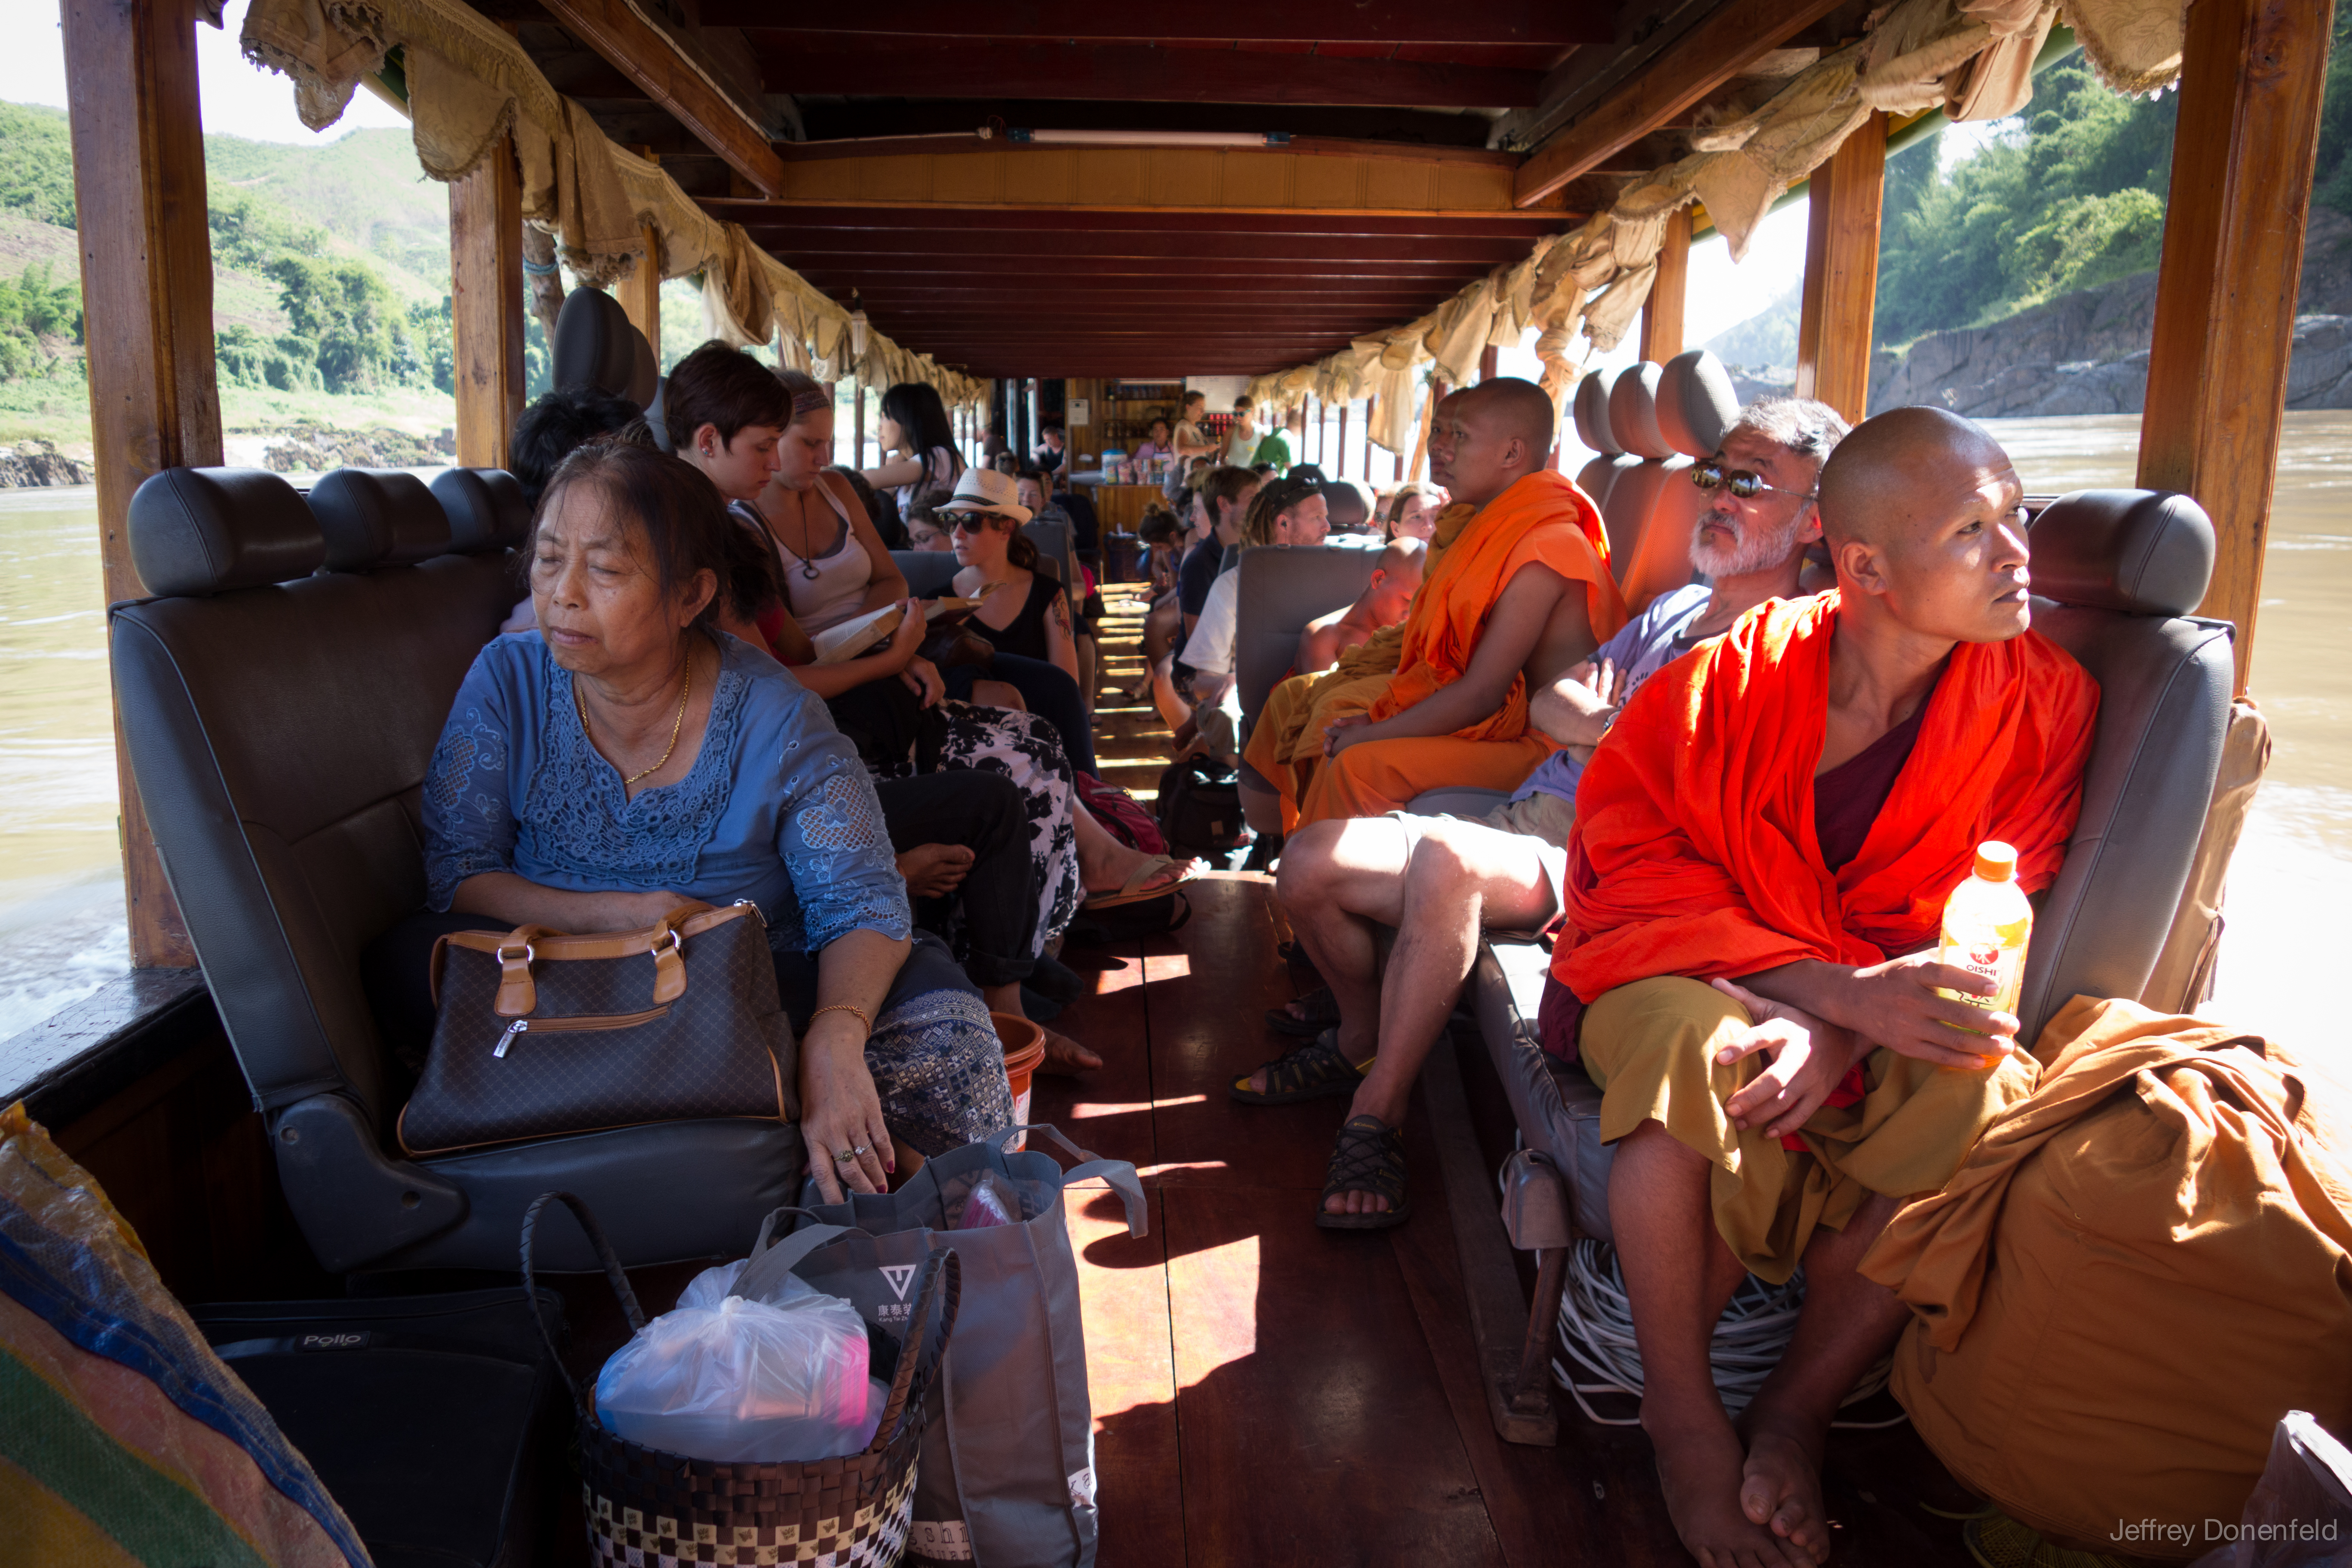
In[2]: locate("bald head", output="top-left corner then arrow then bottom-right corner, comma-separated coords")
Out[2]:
1377,536 -> 1427,581
1456,377 -> 1559,460
1817,406 -> 2011,551
1430,377 -> 1558,508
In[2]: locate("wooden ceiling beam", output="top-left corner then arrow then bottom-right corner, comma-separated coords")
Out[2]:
1513,0 -> 1845,208
708,201 -> 1564,239
741,38 -> 1547,108
698,2 -> 1610,45
533,0 -> 788,198
749,233 -> 1534,263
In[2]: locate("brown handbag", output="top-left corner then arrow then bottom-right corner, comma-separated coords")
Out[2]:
398,901 -> 796,1157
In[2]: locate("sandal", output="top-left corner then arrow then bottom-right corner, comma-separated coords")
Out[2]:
1317,1114 -> 1410,1230
1228,1029 -> 1369,1105
1084,853 -> 1197,911
1264,984 -> 1341,1036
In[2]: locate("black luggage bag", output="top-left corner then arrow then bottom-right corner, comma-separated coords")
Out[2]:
189,1288 -> 567,1568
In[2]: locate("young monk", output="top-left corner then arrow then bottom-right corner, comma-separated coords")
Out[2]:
1238,399 -> 1850,1231
1295,538 -> 1425,674
1240,378 -> 1629,829
1554,406 -> 2098,1566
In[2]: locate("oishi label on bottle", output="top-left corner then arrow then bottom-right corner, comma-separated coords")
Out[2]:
1937,841 -> 2033,1070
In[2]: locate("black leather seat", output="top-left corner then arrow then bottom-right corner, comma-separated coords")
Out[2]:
1479,488 -> 2236,1247
110,466 -> 798,1275
1234,543 -> 1384,745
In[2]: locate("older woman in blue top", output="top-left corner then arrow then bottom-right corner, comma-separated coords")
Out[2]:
423,438 -> 1009,1200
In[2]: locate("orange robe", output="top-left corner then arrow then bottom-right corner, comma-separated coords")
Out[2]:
1288,471 -> 1627,826
1553,591 -> 2100,1001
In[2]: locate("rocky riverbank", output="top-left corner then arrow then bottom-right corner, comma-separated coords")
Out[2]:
1723,206 -> 2352,420
0,439 -> 89,487
257,422 -> 456,473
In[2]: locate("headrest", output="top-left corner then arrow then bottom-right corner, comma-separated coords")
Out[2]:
644,377 -> 674,452
307,468 -> 452,571
1323,478 -> 1375,530
1657,350 -> 1741,459
128,467 -> 324,597
551,288 -> 636,399
1607,362 -> 1676,461
1572,370 -> 1619,455
627,328 -> 659,408
430,467 -> 534,553
2028,489 -> 2215,616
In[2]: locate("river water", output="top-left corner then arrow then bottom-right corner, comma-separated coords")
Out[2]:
1,415 -> 2346,1048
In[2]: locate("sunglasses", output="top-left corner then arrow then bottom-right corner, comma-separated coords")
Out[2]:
1690,459 -> 1816,502
948,514 -> 1008,535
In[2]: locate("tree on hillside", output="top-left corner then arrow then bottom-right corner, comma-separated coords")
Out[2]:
0,103 -> 77,228
1875,53 -> 2177,346
268,256 -> 414,394
211,193 -> 328,272
0,263 -> 82,381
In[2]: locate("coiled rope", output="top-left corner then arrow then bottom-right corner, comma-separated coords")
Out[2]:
1548,1239 -> 1901,1429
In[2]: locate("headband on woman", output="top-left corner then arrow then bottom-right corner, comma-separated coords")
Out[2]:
790,388 -> 829,418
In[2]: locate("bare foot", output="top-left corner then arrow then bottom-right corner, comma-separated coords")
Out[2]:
1038,1029 -> 1103,1076
1738,1408 -> 1833,1564
897,843 -> 975,899
1648,1410 -> 1816,1568
1079,841 -> 1198,900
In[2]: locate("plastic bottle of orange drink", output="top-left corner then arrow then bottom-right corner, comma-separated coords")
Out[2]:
1937,841 -> 2033,1070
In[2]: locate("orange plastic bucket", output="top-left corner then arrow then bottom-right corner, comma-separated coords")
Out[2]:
990,1011 -> 1046,1151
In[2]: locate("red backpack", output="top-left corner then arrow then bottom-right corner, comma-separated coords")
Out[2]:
1074,771 -> 1166,856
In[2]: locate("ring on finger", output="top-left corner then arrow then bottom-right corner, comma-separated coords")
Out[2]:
853,1143 -> 872,1156
834,1147 -> 858,1164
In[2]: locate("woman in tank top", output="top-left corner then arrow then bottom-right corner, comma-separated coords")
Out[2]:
864,381 -> 965,516
752,374 -> 909,636
941,469 -> 1081,686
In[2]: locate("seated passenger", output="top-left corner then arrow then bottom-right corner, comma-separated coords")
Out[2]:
420,439 -> 1011,1201
1244,378 -> 1627,829
1555,407 -> 2097,1565
1295,537 -> 1425,675
946,469 -> 1079,685
1155,466 -> 1263,734
905,505 -> 954,552
496,386 -> 644,633
1381,481 -> 1444,543
863,381 -> 965,521
1237,398 -> 1850,1232
1184,473 -> 1330,763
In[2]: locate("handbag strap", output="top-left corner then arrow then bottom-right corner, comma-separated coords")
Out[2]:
997,1124 -> 1149,1238
518,1189 -> 644,1415
443,903 -> 733,1017
864,1245 -> 962,1457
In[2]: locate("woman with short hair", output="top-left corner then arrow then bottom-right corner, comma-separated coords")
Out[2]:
420,438 -> 1009,1199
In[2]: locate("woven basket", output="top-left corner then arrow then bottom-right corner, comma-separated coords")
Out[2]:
521,1191 -> 959,1568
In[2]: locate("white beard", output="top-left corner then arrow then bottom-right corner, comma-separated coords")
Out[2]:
1689,508 -> 1802,579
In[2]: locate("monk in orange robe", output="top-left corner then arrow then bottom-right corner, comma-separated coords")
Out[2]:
1550,407 -> 2098,1568
1244,378 -> 1629,830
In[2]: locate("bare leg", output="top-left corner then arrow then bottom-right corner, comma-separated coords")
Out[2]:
1614,1121 -> 1813,1568
1238,776 -> 1284,838
1733,1191 -> 1910,1565
1327,820 -> 1554,1214
972,678 -> 1028,713
1078,634 -> 1098,714
1152,652 -> 1192,734
1074,801 -> 1197,896
1251,819 -> 1409,1087
980,981 -> 1102,1074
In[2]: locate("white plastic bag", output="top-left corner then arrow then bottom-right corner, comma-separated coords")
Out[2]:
594,1274 -> 882,1463
2190,1412 -> 2352,1568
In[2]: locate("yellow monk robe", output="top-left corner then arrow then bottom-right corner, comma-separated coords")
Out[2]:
1283,470 -> 1626,826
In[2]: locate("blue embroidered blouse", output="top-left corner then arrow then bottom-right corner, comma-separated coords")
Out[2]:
422,631 -> 910,952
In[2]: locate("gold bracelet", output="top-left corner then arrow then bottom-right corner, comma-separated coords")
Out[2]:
808,1002 -> 873,1038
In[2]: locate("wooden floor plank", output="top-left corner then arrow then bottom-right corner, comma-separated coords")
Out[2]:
1031,930 -> 1157,1173
1162,1184 -> 1507,1568
1066,1183 -> 1185,1568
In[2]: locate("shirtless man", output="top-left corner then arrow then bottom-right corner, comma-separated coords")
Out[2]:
1295,538 -> 1425,675
1556,407 -> 2098,1565
1241,400 -> 1850,1233
1295,377 -> 1626,824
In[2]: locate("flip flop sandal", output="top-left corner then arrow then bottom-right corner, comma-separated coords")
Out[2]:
1228,1028 -> 1371,1105
1264,984 -> 1342,1036
1316,1114 -> 1410,1230
1084,852 -> 1197,911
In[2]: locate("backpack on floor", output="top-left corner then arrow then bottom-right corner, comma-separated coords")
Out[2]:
1156,755 -> 1246,861
1074,771 -> 1165,856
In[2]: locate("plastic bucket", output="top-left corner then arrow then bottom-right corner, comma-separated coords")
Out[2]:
989,1011 -> 1046,1151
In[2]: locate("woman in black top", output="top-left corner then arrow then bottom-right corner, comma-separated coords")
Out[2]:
943,470 -> 1081,685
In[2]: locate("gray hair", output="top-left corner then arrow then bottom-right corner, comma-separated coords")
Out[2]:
1726,396 -> 1850,465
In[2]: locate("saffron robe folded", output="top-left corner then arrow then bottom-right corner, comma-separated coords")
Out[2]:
1554,590 -> 2100,999
1283,471 -> 1628,825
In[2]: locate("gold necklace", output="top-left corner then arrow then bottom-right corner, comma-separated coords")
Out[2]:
576,652 -> 692,786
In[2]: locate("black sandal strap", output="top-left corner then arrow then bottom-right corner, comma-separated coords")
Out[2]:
1229,1030 -> 1368,1103
1322,1115 -> 1407,1211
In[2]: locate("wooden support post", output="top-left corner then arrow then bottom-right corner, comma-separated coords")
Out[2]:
1337,400 -> 1349,479
1408,377 -> 1446,482
854,376 -> 866,469
450,137 -> 526,469
1640,208 -> 1692,364
63,0 -> 219,967
1478,345 -> 1500,383
2138,0 -> 2334,694
1362,396 -> 1374,480
1794,113 -> 1887,424
619,223 -> 662,356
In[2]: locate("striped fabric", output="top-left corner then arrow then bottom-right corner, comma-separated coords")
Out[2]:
0,1103 -> 367,1568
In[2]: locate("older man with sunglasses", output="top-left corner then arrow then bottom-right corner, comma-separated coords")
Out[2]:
1237,397 -> 1850,1233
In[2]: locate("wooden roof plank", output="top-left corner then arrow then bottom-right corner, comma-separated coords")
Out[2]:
696,2 -> 1612,46
535,0 -> 789,198
1512,0 -> 1846,209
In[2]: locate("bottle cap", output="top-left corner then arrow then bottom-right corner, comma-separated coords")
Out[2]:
1975,841 -> 2018,881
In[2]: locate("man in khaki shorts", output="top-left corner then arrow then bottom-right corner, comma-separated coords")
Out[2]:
1232,397 -> 1851,1232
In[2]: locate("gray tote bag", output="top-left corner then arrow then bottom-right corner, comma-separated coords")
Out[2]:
735,1125 -> 1147,1568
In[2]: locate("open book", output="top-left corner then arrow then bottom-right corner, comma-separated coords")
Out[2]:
808,583 -> 1000,665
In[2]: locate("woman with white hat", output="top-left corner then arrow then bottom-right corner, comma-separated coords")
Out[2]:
940,468 -> 1078,685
